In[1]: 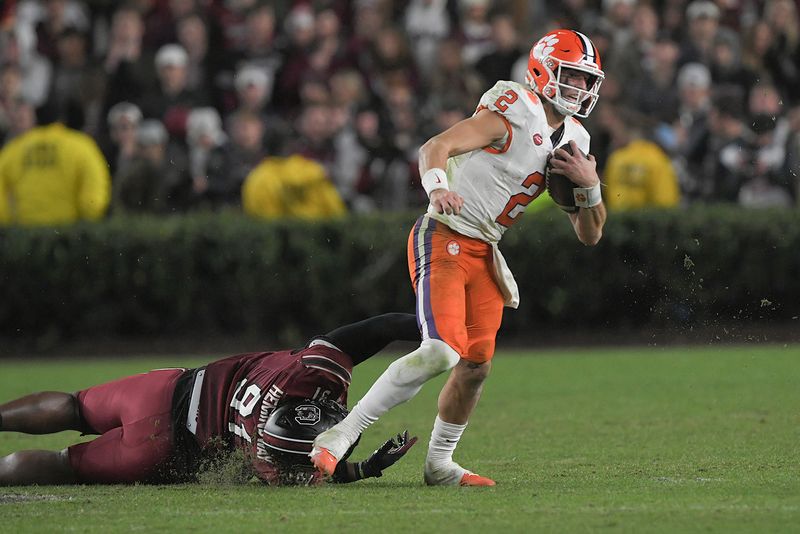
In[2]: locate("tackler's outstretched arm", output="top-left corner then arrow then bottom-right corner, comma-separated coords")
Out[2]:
322,313 -> 420,366
331,430 -> 418,483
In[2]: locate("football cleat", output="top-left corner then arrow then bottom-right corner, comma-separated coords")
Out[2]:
309,447 -> 339,477
309,424 -> 358,475
424,458 -> 496,486
424,461 -> 463,486
459,472 -> 496,487
424,461 -> 495,486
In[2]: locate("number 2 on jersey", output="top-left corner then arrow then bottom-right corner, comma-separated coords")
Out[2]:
493,90 -> 518,111
495,171 -> 545,228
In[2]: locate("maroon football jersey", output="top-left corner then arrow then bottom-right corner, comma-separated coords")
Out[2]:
185,340 -> 352,480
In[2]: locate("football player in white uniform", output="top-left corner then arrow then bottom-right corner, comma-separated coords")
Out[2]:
311,29 -> 608,486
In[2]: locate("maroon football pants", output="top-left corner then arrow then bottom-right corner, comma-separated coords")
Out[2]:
68,368 -> 184,483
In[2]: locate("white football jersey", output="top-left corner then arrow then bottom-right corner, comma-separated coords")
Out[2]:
428,80 -> 591,244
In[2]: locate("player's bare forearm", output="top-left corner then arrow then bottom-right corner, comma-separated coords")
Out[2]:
569,202 -> 606,246
419,109 -> 508,174
419,136 -> 452,173
420,110 -> 507,216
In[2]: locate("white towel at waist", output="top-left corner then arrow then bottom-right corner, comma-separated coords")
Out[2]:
490,243 -> 519,309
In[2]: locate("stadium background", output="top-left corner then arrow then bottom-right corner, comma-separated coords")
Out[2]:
1,0 -> 799,353
1,3 -> 799,531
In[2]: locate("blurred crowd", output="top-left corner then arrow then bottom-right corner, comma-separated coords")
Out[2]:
1,0 -> 800,225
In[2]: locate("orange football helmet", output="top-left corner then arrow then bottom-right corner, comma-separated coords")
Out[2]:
526,29 -> 604,118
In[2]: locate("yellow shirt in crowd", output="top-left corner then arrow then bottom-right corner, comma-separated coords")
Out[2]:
0,123 -> 111,225
603,139 -> 680,210
243,155 -> 346,220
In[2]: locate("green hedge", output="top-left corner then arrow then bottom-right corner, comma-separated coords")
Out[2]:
1,206 -> 798,349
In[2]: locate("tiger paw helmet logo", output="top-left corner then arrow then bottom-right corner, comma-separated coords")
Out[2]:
575,192 -> 587,203
533,35 -> 559,60
446,240 -> 460,256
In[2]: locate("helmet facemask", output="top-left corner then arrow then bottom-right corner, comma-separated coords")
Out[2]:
262,458 -> 321,486
538,61 -> 604,118
258,397 -> 349,486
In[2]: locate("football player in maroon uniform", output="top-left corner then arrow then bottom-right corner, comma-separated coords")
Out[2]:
0,313 -> 419,486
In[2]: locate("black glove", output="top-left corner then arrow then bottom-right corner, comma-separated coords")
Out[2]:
360,430 -> 418,479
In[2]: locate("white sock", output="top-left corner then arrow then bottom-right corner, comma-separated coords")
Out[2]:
318,339 -> 460,458
426,415 -> 467,470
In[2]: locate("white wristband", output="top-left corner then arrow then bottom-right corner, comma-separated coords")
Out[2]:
573,183 -> 602,208
421,168 -> 449,196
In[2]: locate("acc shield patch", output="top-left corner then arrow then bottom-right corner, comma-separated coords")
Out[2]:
294,405 -> 321,426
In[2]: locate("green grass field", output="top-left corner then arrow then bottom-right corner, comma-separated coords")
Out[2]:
1,345 -> 799,533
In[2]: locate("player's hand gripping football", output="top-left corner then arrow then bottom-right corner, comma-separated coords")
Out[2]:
361,430 -> 418,478
548,140 -> 600,189
430,189 -> 464,216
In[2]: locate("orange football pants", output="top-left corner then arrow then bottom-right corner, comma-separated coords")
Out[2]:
407,215 -> 505,363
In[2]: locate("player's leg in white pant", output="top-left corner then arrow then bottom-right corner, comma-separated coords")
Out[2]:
311,339 -> 460,473
424,359 -> 495,486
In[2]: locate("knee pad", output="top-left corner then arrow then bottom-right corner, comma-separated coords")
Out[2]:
421,338 -> 461,370
387,339 -> 461,387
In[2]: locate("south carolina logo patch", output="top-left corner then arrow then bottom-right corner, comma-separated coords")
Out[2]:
294,405 -> 321,426
533,133 -> 543,145
446,240 -> 460,256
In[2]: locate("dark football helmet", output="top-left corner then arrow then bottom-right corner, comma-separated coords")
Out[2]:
260,397 -> 351,485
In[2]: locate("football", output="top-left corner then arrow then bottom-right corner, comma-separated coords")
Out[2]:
545,143 -> 587,213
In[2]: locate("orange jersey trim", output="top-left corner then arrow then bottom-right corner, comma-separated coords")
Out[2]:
475,105 -> 513,154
